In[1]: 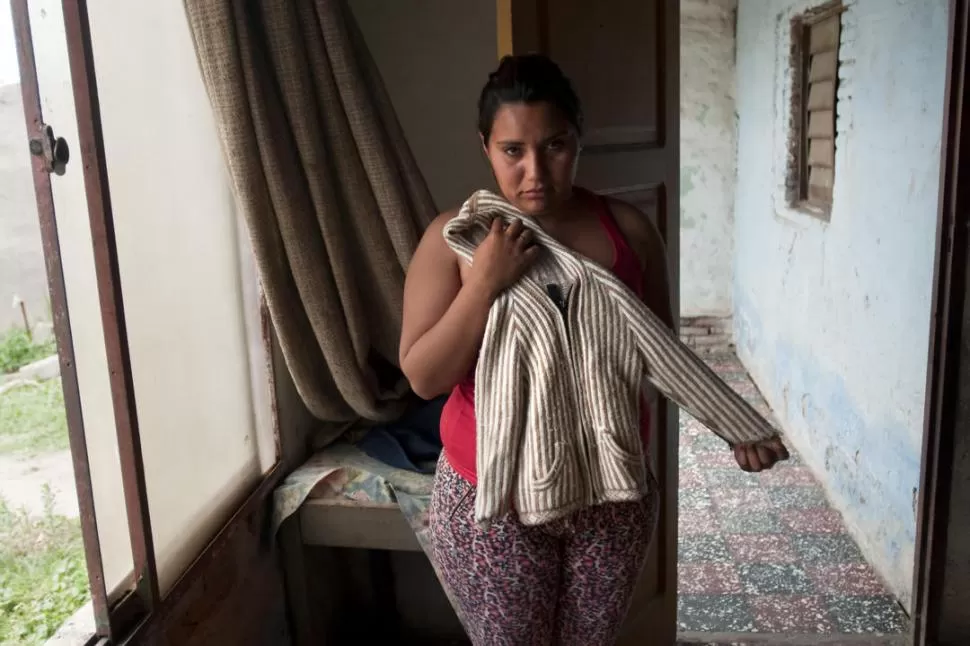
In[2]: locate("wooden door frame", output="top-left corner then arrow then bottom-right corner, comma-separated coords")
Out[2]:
912,0 -> 970,644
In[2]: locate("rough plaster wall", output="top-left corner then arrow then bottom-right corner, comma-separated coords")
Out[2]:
349,0 -> 496,211
680,0 -> 738,317
0,83 -> 48,331
733,0 -> 948,608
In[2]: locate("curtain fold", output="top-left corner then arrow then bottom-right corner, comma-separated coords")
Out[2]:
183,0 -> 436,427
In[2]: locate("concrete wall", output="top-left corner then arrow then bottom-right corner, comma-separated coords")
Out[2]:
0,83 -> 48,332
679,0 -> 738,317
733,0 -> 948,607
349,0 -> 497,212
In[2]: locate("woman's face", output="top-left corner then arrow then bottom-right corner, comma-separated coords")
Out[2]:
483,101 -> 580,216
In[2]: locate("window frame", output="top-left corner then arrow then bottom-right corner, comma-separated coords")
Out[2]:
10,0 -> 284,641
788,0 -> 844,220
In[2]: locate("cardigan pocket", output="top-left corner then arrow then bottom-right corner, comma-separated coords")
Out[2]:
533,441 -> 566,491
598,427 -> 643,465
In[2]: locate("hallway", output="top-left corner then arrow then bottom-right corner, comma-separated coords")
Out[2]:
677,352 -> 909,637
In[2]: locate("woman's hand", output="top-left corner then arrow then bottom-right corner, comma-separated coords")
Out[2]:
733,437 -> 790,472
467,217 -> 539,298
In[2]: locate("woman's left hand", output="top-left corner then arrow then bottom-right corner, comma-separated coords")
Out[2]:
733,437 -> 790,472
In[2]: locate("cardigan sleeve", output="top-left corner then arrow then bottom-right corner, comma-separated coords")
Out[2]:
473,295 -> 527,524
618,296 -> 778,446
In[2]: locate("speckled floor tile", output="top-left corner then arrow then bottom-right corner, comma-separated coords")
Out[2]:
825,596 -> 909,634
680,487 -> 714,511
679,449 -> 700,468
679,535 -> 733,563
724,534 -> 797,564
809,564 -> 890,596
677,595 -> 755,633
692,433 -> 733,453
679,564 -> 744,594
681,509 -> 721,536
680,467 -> 707,489
717,509 -> 784,534
738,563 -> 815,595
767,485 -> 828,509
703,468 -> 762,489
712,488 -> 772,512
759,466 -> 819,487
695,450 -> 743,468
749,595 -> 835,633
681,418 -> 709,437
677,352 -> 906,638
791,534 -> 866,564
778,508 -> 847,534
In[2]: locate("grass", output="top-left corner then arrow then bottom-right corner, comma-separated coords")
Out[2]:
0,329 -> 57,375
0,379 -> 69,455
0,329 -> 83,644
0,490 -> 88,646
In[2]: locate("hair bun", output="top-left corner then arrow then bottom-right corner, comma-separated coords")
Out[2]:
477,54 -> 584,144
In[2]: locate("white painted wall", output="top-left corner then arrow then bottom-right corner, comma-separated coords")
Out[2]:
27,0 -> 272,597
349,0 -> 496,211
733,0 -> 948,607
680,0 -> 738,317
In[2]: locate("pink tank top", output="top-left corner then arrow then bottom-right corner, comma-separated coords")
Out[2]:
441,189 -> 649,484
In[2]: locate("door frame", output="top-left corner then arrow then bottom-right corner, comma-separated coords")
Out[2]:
10,0 -> 110,640
11,0 -> 286,642
912,0 -> 970,643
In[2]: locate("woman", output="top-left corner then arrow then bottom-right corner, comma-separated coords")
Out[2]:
400,55 -> 788,645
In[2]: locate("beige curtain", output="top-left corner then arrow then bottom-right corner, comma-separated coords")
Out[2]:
183,0 -> 436,425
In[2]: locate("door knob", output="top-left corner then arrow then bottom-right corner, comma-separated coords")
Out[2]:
29,124 -> 70,176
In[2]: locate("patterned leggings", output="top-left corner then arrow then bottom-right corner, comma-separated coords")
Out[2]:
428,455 -> 659,646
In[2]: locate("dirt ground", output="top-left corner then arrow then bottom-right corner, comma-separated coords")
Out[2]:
0,449 -> 77,517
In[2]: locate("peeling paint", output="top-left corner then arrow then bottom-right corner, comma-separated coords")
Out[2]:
680,165 -> 701,196
680,0 -> 739,317
733,0 -> 948,610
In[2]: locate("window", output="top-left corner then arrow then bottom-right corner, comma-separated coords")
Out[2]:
789,1 -> 842,216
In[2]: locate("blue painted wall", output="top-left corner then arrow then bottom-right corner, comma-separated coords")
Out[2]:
733,0 -> 948,607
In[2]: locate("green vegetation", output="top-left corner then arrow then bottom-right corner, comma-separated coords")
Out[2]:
0,490 -> 88,645
0,379 -> 69,455
0,329 -> 56,375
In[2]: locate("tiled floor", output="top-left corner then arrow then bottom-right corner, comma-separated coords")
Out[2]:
677,352 -> 909,637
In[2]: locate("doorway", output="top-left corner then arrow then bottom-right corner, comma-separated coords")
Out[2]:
8,0 -> 970,643
674,0 -> 948,640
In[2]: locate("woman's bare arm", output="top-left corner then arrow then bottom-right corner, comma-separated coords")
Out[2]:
399,210 -> 538,399
399,212 -> 492,399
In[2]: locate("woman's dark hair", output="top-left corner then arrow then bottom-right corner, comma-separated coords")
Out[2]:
477,54 -> 584,144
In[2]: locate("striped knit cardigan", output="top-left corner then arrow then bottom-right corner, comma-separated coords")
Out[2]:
442,191 -> 779,526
